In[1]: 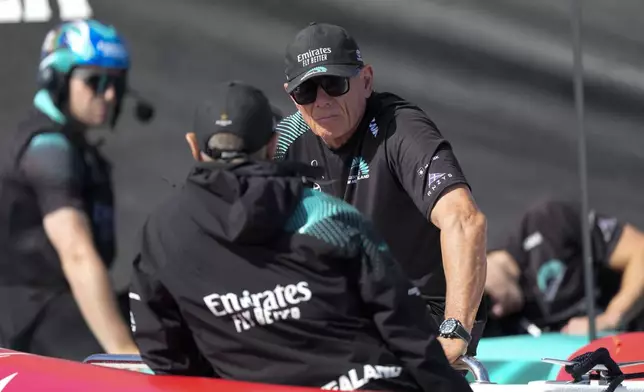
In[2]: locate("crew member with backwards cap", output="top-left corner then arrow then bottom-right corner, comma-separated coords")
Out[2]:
274,22 -> 488,366
0,19 -> 141,360
128,81 -> 472,392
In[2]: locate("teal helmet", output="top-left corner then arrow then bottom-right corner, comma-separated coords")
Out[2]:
37,19 -> 131,126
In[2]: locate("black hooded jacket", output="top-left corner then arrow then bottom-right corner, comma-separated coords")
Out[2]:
129,160 -> 471,392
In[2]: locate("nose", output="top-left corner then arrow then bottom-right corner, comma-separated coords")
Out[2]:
104,85 -> 116,102
314,85 -> 333,107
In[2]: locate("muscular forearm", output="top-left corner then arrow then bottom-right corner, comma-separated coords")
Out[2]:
604,251 -> 644,327
62,250 -> 137,354
440,212 -> 487,331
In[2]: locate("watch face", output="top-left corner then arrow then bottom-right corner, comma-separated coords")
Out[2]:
440,319 -> 458,334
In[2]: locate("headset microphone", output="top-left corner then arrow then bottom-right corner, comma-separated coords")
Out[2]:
127,88 -> 155,123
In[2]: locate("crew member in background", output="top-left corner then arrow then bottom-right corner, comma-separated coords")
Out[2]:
129,81 -> 472,392
483,199 -> 644,337
274,22 -> 488,364
0,19 -> 139,360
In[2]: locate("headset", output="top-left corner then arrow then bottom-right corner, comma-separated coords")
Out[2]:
36,19 -> 155,127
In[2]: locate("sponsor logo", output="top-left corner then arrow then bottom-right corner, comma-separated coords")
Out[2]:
537,259 -> 566,303
129,312 -> 136,333
66,21 -> 91,56
408,287 -> 421,296
355,49 -> 363,62
301,66 -> 327,81
427,172 -> 446,187
523,231 -> 543,251
347,157 -> 369,184
215,113 -> 232,127
97,40 -> 127,60
368,118 -> 378,137
0,373 -> 17,391
417,163 -> 429,177
321,365 -> 402,390
597,217 -> 618,243
129,292 -> 141,301
203,282 -> 313,334
420,153 -> 452,193
297,47 -> 332,67
425,173 -> 453,197
128,292 -> 140,333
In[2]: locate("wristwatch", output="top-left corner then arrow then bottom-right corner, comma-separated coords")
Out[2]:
438,318 -> 471,344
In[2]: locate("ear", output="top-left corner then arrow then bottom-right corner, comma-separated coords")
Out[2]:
185,132 -> 202,161
284,83 -> 296,105
284,83 -> 302,109
361,64 -> 374,94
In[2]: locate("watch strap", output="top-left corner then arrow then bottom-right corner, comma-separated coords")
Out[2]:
440,318 -> 472,344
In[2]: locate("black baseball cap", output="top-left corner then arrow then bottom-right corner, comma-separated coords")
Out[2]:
284,22 -> 364,93
193,81 -> 275,156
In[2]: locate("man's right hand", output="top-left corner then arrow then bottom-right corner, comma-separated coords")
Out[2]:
437,336 -> 468,365
485,251 -> 524,318
110,342 -> 140,355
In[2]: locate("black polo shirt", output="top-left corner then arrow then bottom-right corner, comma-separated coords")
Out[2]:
501,200 -> 625,330
274,92 -> 479,318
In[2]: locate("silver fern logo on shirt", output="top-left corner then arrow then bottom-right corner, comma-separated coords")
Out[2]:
347,157 -> 370,184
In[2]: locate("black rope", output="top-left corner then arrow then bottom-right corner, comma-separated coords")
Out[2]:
564,347 -> 644,392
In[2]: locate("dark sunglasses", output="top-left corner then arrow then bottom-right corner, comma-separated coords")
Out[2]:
291,75 -> 354,105
71,68 -> 127,96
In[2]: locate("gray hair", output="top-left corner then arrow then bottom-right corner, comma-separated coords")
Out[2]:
205,133 -> 268,163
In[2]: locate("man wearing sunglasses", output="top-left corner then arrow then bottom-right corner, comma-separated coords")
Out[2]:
0,20 -> 137,360
275,22 -> 488,366
129,80 -> 472,392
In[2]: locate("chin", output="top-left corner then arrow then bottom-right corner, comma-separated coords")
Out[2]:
312,121 -> 345,137
93,115 -> 109,127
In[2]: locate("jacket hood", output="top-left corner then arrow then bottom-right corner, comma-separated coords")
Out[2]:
182,160 -> 323,245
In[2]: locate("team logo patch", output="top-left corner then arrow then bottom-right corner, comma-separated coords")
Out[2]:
347,157 -> 370,184
368,118 -> 379,137
537,259 -> 566,303
427,173 -> 446,187
216,113 -> 232,126
301,66 -> 328,80
425,172 -> 453,197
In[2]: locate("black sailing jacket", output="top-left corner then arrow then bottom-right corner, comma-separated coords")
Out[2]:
129,160 -> 472,392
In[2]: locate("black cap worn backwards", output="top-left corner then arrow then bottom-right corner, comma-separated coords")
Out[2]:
193,81 -> 275,157
284,22 -> 364,93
